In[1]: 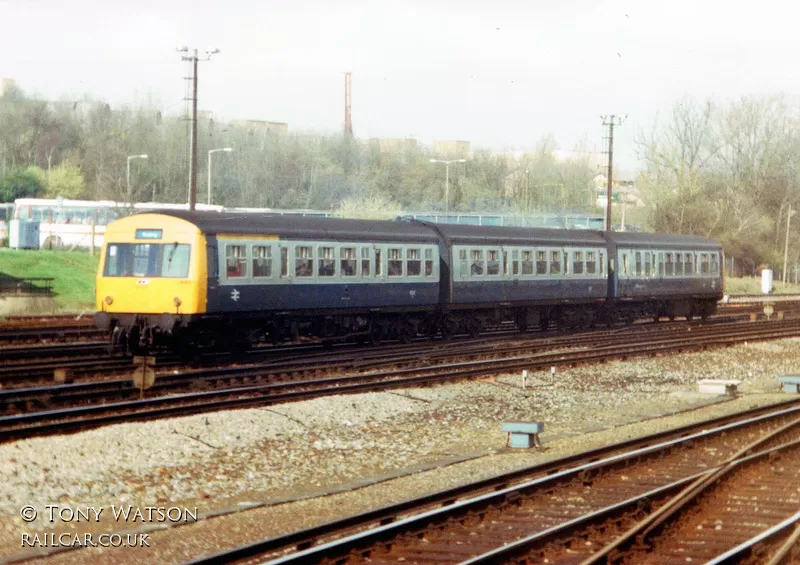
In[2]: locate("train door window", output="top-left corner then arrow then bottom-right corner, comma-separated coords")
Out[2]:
684,253 -> 693,275
521,250 -> 533,275
503,251 -> 509,276
635,252 -> 642,276
644,252 -> 651,276
295,246 -> 314,277
226,244 -> 247,278
600,252 -> 605,276
407,248 -> 421,276
280,247 -> 288,277
665,253 -> 674,276
621,253 -> 629,276
361,247 -> 371,277
471,250 -> 484,275
459,249 -> 468,277
425,248 -> 434,276
700,253 -> 710,275
563,252 -> 570,275
711,253 -> 719,274
573,251 -> 584,275
536,251 -> 547,275
512,250 -> 520,275
318,247 -> 335,277
586,251 -> 596,275
388,248 -> 403,276
340,247 -> 357,277
550,250 -> 561,275
252,245 -> 272,278
487,250 -> 500,275
375,248 -> 383,276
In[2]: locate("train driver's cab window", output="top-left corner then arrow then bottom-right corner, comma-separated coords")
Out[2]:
711,253 -> 719,274
341,247 -> 357,277
319,246 -> 335,277
407,248 -> 421,276
295,246 -> 313,277
521,250 -> 533,275
550,251 -> 561,275
512,250 -> 520,275
586,251 -> 596,275
471,250 -> 484,275
536,251 -> 547,275
226,245 -> 247,278
388,248 -> 403,276
252,245 -> 272,278
665,253 -> 674,276
573,251 -> 584,275
425,248 -> 434,276
487,250 -> 500,275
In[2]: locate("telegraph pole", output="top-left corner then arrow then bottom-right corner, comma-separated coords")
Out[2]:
601,114 -> 626,231
178,47 -> 220,211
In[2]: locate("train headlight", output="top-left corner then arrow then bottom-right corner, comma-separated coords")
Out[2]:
104,296 -> 114,305
173,297 -> 182,307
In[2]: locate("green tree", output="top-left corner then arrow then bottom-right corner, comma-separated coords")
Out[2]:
0,167 -> 45,202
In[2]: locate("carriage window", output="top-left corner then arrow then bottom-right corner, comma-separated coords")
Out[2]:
388,248 -> 403,276
644,252 -> 651,276
471,249 -> 484,275
425,248 -> 434,276
487,250 -> 500,275
375,249 -> 383,276
361,247 -> 371,276
459,249 -> 468,277
407,248 -> 421,276
550,250 -> 561,275
341,247 -> 357,277
521,250 -> 533,275
657,252 -> 664,276
318,247 -> 335,276
281,247 -> 288,277
622,254 -> 629,276
586,251 -> 596,275
685,253 -> 694,275
674,253 -> 683,275
573,251 -> 584,275
295,246 -> 313,277
710,253 -> 719,274
563,252 -> 570,275
700,253 -> 710,275
252,245 -> 272,278
512,250 -> 520,275
536,251 -> 547,275
665,253 -> 674,276
635,252 -> 642,276
226,244 -> 247,278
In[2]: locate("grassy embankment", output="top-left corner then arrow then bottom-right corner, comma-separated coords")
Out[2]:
0,249 -> 99,312
0,248 -> 798,313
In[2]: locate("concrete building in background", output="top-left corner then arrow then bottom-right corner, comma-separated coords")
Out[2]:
230,120 -> 289,136
373,138 -> 419,153
432,140 -> 470,159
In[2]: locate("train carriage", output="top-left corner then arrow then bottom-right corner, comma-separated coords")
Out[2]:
95,211 -> 441,351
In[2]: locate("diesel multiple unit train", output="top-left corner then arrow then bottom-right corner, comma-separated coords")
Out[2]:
94,210 -> 724,353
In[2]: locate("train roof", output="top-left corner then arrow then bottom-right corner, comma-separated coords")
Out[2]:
137,210 -> 440,243
603,231 -> 722,250
426,222 -> 609,245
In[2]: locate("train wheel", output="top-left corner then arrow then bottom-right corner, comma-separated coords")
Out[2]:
369,324 -> 384,346
539,316 -> 549,332
468,319 -> 481,338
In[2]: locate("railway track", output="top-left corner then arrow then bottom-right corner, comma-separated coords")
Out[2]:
2,316 -> 800,442
182,399 -> 800,565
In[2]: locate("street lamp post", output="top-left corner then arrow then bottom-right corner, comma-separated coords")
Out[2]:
429,158 -> 466,220
126,154 -> 148,202
207,148 -> 233,205
783,206 -> 796,283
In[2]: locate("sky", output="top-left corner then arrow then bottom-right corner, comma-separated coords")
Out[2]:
1,0 -> 799,170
